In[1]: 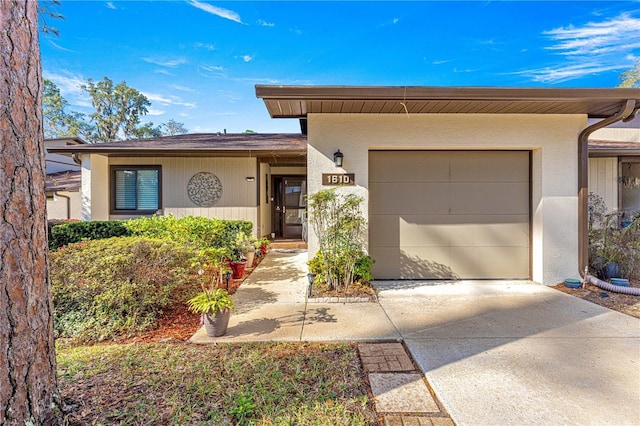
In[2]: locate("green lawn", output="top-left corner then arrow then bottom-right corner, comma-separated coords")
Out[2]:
57,341 -> 377,425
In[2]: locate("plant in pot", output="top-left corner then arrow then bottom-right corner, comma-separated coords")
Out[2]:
187,288 -> 235,337
228,232 -> 254,279
588,194 -> 625,280
188,247 -> 235,337
255,237 -> 271,256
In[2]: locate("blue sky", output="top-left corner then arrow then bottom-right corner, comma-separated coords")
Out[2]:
41,1 -> 640,134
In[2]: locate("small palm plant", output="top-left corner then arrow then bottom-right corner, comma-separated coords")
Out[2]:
187,247 -> 235,336
186,288 -> 235,316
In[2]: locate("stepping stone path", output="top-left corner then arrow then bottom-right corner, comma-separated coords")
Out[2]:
357,343 -> 455,426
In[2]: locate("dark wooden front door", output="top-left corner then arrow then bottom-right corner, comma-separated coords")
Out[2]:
273,176 -> 306,239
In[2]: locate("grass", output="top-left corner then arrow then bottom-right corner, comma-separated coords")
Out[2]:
57,341 -> 377,425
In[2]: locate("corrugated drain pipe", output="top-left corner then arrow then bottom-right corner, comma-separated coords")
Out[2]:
577,99 -> 640,295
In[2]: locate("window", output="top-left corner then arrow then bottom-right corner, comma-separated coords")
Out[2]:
111,166 -> 161,213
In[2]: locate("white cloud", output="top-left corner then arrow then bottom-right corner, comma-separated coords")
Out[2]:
142,57 -> 188,67
519,11 -> 640,83
513,62 -> 629,84
154,69 -> 173,76
142,91 -> 197,108
257,19 -> 275,27
171,84 -> 196,93
188,1 -> 242,24
544,13 -> 640,56
105,2 -> 116,10
147,108 -> 166,116
195,42 -> 216,50
242,55 -> 253,62
43,70 -> 92,107
432,59 -> 451,65
49,40 -> 75,53
393,18 -> 399,24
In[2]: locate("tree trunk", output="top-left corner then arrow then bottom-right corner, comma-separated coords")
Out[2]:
1,2 -> 59,425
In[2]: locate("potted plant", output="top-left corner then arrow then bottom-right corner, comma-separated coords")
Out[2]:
256,237 -> 271,256
187,288 -> 235,337
229,233 -> 255,276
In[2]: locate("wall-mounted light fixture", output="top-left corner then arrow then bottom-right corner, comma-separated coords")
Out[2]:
246,176 -> 255,182
333,150 -> 344,167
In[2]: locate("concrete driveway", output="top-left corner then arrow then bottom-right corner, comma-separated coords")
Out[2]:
376,280 -> 640,425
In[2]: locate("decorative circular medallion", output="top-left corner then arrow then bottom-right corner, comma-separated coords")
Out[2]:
187,172 -> 223,207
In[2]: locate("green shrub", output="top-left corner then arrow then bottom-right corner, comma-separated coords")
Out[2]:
125,215 -> 252,249
47,219 -> 79,245
50,236 -> 199,342
308,189 -> 368,291
308,251 -> 374,286
49,220 -> 131,250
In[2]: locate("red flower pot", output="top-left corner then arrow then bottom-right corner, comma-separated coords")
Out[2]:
229,261 -> 247,279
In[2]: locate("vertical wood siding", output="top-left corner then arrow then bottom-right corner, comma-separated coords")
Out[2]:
589,157 -> 618,211
106,157 -> 258,231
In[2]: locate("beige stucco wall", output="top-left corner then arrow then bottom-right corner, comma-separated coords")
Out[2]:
82,155 -> 259,236
46,190 -> 81,220
307,113 -> 586,285
591,127 -> 640,143
81,154 -> 109,221
259,162 -> 271,237
589,157 -> 618,212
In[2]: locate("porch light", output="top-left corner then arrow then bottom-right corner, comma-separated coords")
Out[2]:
333,150 -> 344,167
246,176 -> 255,182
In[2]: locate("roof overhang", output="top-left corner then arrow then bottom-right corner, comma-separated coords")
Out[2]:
46,133 -> 307,163
588,140 -> 640,157
256,85 -> 640,119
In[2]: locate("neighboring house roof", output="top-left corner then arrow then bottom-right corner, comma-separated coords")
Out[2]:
45,170 -> 81,192
588,140 -> 640,157
45,137 -> 87,145
46,133 -> 307,160
256,86 -> 640,119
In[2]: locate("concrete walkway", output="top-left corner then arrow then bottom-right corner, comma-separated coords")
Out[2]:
191,251 -> 640,425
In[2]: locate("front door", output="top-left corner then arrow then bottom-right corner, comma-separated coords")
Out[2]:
274,176 -> 306,239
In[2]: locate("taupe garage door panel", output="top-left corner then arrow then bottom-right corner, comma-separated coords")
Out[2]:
369,151 -> 530,280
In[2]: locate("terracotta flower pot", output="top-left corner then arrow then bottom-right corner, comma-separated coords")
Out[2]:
204,309 -> 231,337
244,251 -> 255,268
229,260 -> 247,279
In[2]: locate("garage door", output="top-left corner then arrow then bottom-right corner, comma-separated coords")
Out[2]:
369,151 -> 530,279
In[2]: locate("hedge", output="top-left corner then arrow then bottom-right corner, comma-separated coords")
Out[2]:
49,215 -> 254,251
124,215 -> 253,249
49,220 -> 131,250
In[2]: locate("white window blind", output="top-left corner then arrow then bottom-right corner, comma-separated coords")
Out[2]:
114,168 -> 159,211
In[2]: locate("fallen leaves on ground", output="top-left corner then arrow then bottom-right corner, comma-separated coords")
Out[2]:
552,279 -> 640,319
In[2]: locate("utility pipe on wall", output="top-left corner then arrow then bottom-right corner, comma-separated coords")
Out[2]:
577,99 -> 637,278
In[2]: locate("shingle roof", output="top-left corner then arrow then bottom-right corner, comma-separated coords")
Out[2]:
46,133 -> 307,157
45,170 -> 81,192
588,140 -> 640,156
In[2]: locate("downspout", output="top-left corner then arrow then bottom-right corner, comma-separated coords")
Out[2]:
577,99 -> 637,286
54,192 -> 72,220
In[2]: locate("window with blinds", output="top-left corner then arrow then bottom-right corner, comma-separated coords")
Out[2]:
111,166 -> 161,213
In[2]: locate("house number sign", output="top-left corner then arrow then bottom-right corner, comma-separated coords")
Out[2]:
322,173 -> 355,186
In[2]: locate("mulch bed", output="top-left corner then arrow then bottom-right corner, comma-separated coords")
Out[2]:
117,257 -> 267,344
552,278 -> 640,319
311,281 -> 378,302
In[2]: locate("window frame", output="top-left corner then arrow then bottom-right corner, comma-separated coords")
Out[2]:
110,165 -> 162,215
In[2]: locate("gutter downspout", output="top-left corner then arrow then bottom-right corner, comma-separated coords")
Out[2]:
578,99 -> 636,279
54,192 -> 72,220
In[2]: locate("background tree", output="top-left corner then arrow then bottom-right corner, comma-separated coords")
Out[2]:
161,118 -> 188,136
81,76 -> 154,142
1,2 -> 59,424
43,78 -> 95,141
619,60 -> 640,88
